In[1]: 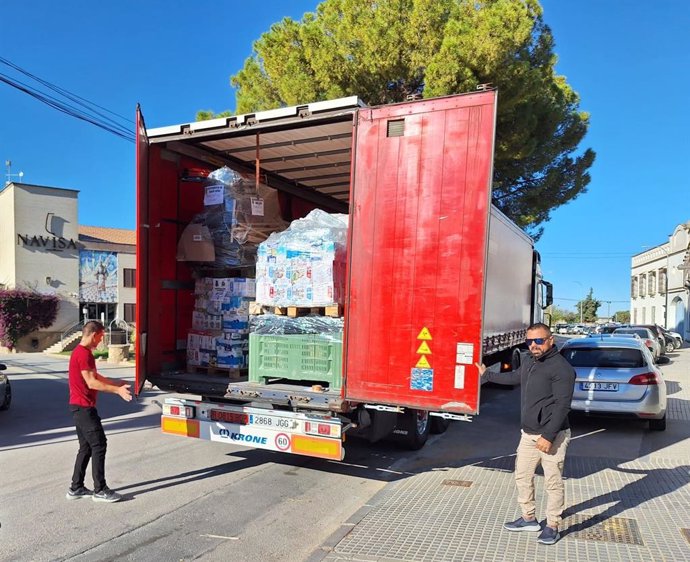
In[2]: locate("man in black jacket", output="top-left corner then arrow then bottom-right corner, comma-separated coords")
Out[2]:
476,322 -> 575,545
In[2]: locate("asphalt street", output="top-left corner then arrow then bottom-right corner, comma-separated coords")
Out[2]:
1,341 -> 688,562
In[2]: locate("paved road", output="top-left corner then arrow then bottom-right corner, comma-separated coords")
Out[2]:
0,354 -> 421,561
1,344 -> 688,561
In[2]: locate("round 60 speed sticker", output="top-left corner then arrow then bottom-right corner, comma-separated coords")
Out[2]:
275,433 -> 291,451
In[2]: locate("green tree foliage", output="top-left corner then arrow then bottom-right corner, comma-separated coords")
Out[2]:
209,0 -> 594,238
576,288 -> 601,323
0,290 -> 59,350
613,310 -> 630,324
550,305 -> 577,324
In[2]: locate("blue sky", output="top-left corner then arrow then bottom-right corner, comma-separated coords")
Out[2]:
1,0 -> 688,315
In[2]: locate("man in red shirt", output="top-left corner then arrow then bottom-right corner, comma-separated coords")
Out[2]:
67,320 -> 132,503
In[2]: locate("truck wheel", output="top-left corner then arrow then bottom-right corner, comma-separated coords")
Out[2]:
511,348 -> 522,371
401,409 -> 431,450
430,417 -> 451,434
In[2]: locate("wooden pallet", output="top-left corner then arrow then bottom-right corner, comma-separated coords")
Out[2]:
249,302 -> 343,318
187,365 -> 247,379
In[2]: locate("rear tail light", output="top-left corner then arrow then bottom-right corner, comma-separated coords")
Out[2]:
163,404 -> 195,418
628,372 -> 659,385
305,421 -> 341,438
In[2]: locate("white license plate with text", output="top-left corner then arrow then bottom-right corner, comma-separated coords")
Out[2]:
581,382 -> 619,391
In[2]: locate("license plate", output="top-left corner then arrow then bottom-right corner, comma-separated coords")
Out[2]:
248,413 -> 295,430
581,382 -> 619,391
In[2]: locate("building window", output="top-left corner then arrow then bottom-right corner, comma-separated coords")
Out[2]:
659,268 -> 667,293
124,303 -> 136,323
633,308 -> 638,324
631,277 -> 638,298
651,306 -> 656,323
639,274 -> 646,297
123,268 -> 136,288
648,272 -> 656,295
642,307 -> 646,323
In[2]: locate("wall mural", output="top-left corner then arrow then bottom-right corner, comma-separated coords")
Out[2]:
79,250 -> 118,303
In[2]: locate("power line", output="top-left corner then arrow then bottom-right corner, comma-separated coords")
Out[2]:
0,57 -> 134,143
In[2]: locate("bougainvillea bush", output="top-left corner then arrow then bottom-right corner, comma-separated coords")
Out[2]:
0,289 -> 59,350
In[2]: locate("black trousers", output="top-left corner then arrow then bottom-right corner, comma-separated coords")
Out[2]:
70,405 -> 108,493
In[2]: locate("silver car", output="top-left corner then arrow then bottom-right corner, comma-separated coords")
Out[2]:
612,326 -> 661,360
560,335 -> 667,430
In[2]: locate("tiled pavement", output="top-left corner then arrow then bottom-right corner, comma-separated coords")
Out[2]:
311,347 -> 690,562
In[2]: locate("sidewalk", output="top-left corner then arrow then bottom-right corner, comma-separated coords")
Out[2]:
312,347 -> 690,562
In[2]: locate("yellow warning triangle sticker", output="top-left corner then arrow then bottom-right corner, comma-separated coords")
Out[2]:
416,355 -> 431,369
417,327 -> 432,341
416,341 -> 432,355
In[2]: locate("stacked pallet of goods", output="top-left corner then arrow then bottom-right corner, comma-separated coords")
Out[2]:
250,209 -> 348,389
186,277 -> 254,373
177,166 -> 287,375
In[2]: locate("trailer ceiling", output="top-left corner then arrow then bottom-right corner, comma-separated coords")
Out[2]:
146,97 -> 365,212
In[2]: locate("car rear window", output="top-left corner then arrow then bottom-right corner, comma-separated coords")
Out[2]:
561,348 -> 644,368
614,328 -> 648,338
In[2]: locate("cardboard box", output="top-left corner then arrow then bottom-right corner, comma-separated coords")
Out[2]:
176,223 -> 215,262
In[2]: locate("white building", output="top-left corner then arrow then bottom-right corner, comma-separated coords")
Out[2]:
0,182 -> 135,352
631,222 -> 690,341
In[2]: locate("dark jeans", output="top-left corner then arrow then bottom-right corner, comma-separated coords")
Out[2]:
70,405 -> 108,493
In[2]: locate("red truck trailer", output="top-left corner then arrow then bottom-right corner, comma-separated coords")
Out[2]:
136,90 -> 552,460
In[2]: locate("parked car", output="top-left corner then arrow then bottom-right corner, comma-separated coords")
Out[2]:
612,327 -> 661,360
0,363 -> 10,411
659,327 -> 683,350
560,335 -> 667,430
632,324 -> 668,356
555,323 -> 569,335
599,323 -> 622,334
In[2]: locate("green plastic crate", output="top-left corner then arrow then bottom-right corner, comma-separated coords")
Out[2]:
249,333 -> 343,389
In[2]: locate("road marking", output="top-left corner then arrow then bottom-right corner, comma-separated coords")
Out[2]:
200,534 -> 239,540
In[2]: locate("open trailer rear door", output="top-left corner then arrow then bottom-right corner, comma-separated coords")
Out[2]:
343,91 -> 498,414
135,104 -> 149,395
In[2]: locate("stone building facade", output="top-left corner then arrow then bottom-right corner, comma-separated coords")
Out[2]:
631,222 -> 690,341
0,182 -> 135,352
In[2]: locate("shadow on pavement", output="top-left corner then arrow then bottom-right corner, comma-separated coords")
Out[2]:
561,463 -> 690,537
0,376 -> 157,450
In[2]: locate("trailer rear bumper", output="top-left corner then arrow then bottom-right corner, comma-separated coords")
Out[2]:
161,398 -> 345,461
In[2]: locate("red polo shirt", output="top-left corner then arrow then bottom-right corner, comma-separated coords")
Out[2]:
69,345 -> 98,407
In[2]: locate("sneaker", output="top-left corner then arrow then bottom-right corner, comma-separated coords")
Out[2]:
66,486 -> 93,500
92,487 -> 123,503
537,526 -> 560,545
504,516 -> 542,532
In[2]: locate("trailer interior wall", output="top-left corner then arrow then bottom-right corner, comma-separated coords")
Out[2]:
483,206 -> 534,341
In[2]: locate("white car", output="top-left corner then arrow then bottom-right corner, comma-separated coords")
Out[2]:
613,327 -> 661,360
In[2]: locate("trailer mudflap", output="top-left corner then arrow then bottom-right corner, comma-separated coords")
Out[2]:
161,398 -> 345,461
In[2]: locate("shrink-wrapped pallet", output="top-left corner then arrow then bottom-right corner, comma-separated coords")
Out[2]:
255,209 -> 348,307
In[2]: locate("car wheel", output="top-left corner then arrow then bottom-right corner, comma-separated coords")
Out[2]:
649,415 -> 666,431
0,382 -> 11,411
665,341 -> 675,354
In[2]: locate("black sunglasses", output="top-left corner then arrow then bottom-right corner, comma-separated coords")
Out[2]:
525,337 -> 551,346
